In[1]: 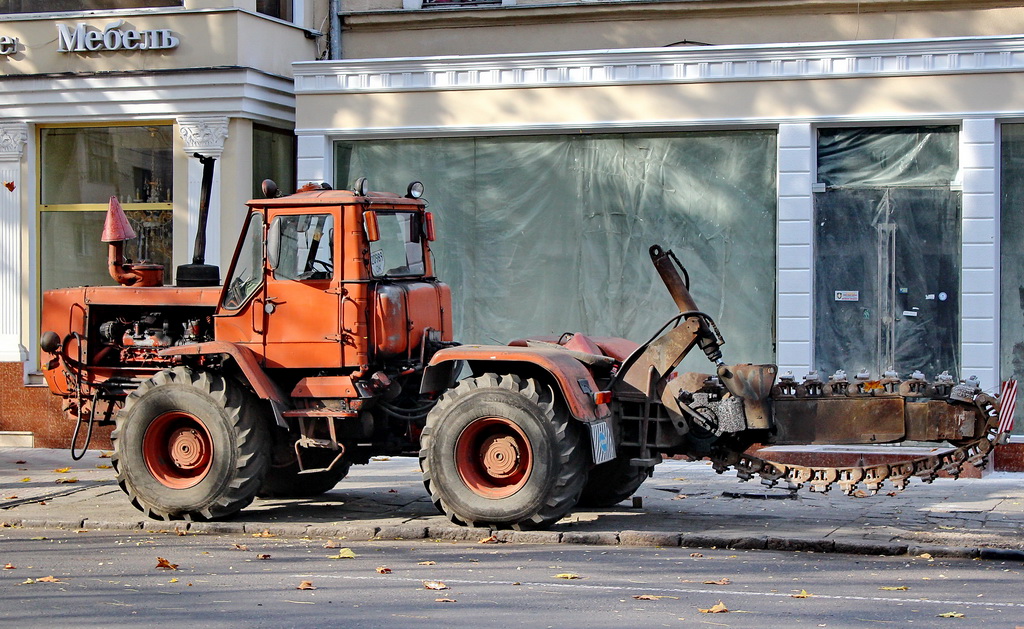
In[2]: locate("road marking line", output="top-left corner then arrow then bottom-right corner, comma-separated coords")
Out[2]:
297,574 -> 1024,608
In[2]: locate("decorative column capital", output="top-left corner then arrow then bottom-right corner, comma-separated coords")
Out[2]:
177,116 -> 229,158
0,122 -> 28,161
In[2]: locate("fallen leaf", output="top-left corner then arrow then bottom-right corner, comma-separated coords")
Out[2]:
37,576 -> 62,583
155,557 -> 178,570
886,491 -> 898,497
478,534 -> 499,544
689,553 -> 703,558
30,537 -> 47,541
169,578 -> 179,583
880,586 -> 910,591
323,540 -> 343,549
435,598 -> 457,603
423,581 -> 448,590
96,464 -> 112,469
704,578 -> 732,585
328,548 -> 356,559
252,530 -> 276,538
791,589 -> 812,598
296,581 -> 316,590
21,578 -> 35,585
4,495 -> 16,499
98,451 -> 112,458
53,467 -> 71,473
699,601 -> 729,614
853,490 -> 870,498
919,553 -> 933,560
3,563 -> 14,569
233,544 -> 249,551
19,477 -> 30,483
417,560 -> 437,566
371,456 -> 390,461
257,554 -> 271,560
175,527 -> 186,536
937,525 -> 957,530
14,460 -> 26,464
553,573 -> 581,580
937,611 -> 964,618
633,594 -> 679,600
387,489 -> 398,493
376,566 -> 392,574
55,478 -> 78,484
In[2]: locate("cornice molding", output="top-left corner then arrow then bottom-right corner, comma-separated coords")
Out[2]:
294,35 -> 1024,95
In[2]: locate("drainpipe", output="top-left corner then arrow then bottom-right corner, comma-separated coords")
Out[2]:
329,0 -> 342,59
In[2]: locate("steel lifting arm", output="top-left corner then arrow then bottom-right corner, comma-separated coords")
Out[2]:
614,245 -> 725,396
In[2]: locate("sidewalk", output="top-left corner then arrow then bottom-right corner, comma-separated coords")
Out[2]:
2,446 -> 1023,559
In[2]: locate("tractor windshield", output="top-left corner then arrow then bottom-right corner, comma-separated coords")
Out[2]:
369,211 -> 425,278
221,212 -> 264,310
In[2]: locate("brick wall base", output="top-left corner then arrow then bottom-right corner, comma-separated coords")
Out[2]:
0,363 -> 112,450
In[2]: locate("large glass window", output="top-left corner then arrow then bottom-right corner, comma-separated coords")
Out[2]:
813,127 -> 960,380
253,124 -> 296,198
335,131 -> 777,371
39,124 -> 173,291
999,124 -> 1024,436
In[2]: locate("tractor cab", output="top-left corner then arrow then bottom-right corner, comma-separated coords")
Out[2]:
213,179 -> 452,373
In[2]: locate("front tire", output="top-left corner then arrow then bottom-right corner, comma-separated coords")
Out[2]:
420,373 -> 588,529
112,367 -> 270,521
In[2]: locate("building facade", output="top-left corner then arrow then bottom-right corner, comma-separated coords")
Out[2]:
293,0 -> 1024,462
0,0 -> 330,446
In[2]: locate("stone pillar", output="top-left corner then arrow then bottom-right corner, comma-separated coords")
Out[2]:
959,118 -> 998,389
177,116 -> 229,268
776,123 -> 815,378
0,122 -> 28,362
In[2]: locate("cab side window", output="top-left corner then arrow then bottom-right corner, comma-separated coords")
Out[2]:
273,213 -> 334,281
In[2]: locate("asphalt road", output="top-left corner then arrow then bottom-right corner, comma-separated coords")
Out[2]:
1,528 -> 1022,628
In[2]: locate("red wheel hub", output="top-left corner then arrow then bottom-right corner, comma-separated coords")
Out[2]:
143,411 -> 213,489
455,417 -> 532,499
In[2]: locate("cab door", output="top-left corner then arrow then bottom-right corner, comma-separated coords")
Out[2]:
262,210 -> 342,369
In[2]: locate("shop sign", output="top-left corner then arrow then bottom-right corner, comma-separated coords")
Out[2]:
0,36 -> 17,56
56,21 -> 179,53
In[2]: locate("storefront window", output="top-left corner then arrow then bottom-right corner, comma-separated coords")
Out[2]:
999,123 -> 1024,435
39,124 -> 173,291
253,124 -> 296,197
0,0 -> 181,12
335,131 -> 777,371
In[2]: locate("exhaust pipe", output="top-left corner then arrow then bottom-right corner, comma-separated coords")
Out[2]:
102,196 -> 164,287
176,153 -> 221,287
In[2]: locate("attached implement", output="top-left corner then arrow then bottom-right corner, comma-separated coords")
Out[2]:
39,168 -> 1010,528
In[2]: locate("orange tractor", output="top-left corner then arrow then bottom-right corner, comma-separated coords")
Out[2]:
40,156 -> 1012,528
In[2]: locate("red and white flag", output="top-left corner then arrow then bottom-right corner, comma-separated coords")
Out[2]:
998,380 -> 1018,434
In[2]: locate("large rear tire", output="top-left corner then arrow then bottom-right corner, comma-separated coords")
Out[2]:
419,373 -> 588,529
111,367 -> 270,521
577,456 -> 649,507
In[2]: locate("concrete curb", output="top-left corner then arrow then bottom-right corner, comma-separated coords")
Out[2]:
3,515 -> 1021,562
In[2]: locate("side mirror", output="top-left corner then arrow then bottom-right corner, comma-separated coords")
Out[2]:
267,216 -> 282,270
364,210 -> 380,242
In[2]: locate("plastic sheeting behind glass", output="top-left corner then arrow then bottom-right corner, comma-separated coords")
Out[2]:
814,127 -> 960,381
999,124 -> 1024,434
336,132 -> 777,371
